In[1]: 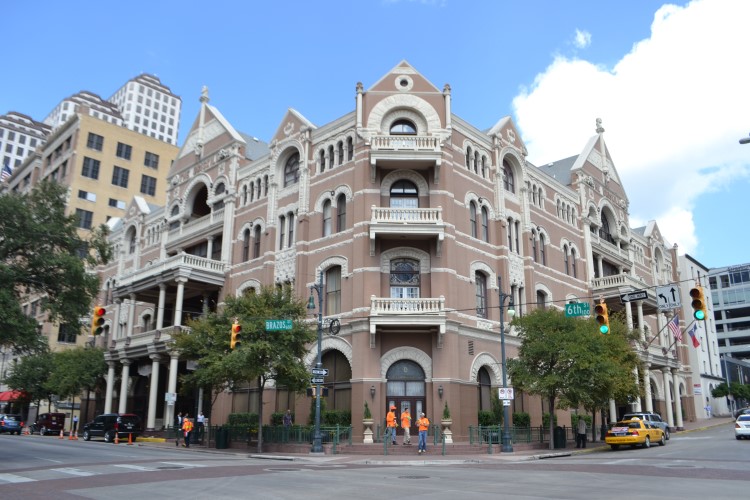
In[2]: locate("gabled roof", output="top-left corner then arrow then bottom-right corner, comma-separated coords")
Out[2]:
367,60 -> 441,93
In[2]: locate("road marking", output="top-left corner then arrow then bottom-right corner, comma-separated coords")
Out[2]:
113,464 -> 158,472
51,467 -> 98,476
159,461 -> 207,468
37,457 -> 64,463
0,473 -> 35,483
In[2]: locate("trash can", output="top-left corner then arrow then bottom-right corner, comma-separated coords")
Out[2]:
215,427 -> 229,449
553,426 -> 567,449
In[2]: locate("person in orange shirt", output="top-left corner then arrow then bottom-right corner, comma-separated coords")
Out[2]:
386,405 -> 398,445
401,407 -> 412,445
416,412 -> 430,454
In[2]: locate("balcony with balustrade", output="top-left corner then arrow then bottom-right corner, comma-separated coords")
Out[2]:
368,295 -> 446,346
368,135 -> 443,182
166,208 -> 225,251
369,206 -> 445,256
115,252 -> 226,296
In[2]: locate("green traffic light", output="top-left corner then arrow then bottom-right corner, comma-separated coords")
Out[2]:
599,325 -> 609,334
694,310 -> 705,320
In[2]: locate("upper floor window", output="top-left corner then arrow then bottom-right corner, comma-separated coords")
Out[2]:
571,248 -> 578,278
390,180 -> 418,213
75,209 -> 93,230
287,212 -> 295,248
390,119 -> 416,135
540,233 -> 547,265
531,231 -> 538,263
82,157 -> 100,179
470,202 -> 477,238
503,160 -> 515,193
481,207 -> 489,242
112,166 -> 129,188
323,199 -> 332,236
116,142 -> 132,160
279,216 -> 286,249
475,272 -> 488,318
326,266 -> 342,316
336,194 -> 347,232
144,151 -> 159,169
346,137 -> 354,161
536,290 -> 548,309
140,174 -> 156,196
564,244 -> 570,275
284,153 -> 300,187
87,133 -> 103,151
242,228 -> 251,261
253,225 -> 261,258
390,258 -> 420,301
337,141 -> 344,166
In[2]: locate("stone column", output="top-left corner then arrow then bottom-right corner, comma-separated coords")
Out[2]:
643,364 -> 653,412
146,355 -> 161,431
156,283 -> 166,330
609,399 -> 617,422
127,293 -> 136,337
633,367 -> 642,411
104,361 -> 116,414
672,370 -> 684,430
636,301 -> 645,342
662,368 -> 674,429
173,278 -> 187,327
114,299 -> 123,339
164,353 -> 179,428
118,360 -> 131,414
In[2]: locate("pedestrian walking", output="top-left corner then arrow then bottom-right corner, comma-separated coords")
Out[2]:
576,417 -> 587,449
175,412 -> 183,447
182,414 -> 194,448
72,415 -> 79,434
197,411 -> 206,442
386,405 -> 398,445
417,412 -> 430,454
401,407 -> 412,445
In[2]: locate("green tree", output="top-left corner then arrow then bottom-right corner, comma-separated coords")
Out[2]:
174,285 -> 316,452
0,181 -> 111,352
507,308 -> 642,450
47,347 -> 107,420
3,348 -> 55,407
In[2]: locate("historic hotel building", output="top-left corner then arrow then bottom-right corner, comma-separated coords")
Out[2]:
97,62 -> 695,436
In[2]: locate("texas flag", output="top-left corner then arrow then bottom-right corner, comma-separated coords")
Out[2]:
687,323 -> 701,348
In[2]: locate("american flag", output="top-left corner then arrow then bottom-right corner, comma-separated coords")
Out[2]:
667,315 -> 682,341
0,162 -> 12,182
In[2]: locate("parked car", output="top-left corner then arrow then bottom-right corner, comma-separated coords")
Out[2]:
733,406 -> 750,419
81,413 -> 142,443
30,412 -> 66,436
605,417 -> 666,450
622,412 -> 670,440
735,414 -> 750,440
0,414 -> 24,435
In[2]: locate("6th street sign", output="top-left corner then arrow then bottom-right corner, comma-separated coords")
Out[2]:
620,290 -> 649,303
564,302 -> 590,317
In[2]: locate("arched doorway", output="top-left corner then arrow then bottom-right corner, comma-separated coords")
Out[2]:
386,360 -> 425,436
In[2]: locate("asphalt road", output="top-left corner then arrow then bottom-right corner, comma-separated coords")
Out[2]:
0,423 -> 746,499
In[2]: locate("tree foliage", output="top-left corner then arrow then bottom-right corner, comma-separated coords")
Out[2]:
3,348 -> 55,405
712,381 -> 750,402
507,308 -> 642,449
0,181 -> 111,352
47,347 -> 107,399
173,285 -> 316,452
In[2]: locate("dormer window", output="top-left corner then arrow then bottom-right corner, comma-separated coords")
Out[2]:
390,119 -> 416,135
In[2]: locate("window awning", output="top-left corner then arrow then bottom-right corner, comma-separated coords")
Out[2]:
0,390 -> 26,402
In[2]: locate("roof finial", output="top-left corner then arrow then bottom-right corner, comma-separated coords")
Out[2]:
596,117 -> 604,134
200,86 -> 210,104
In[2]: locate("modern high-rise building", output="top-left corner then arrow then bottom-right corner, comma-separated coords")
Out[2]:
96,62 -> 699,435
0,112 -> 51,169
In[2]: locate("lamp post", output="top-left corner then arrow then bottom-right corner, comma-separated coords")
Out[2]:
307,271 -> 324,454
498,275 -> 515,453
740,133 -> 750,145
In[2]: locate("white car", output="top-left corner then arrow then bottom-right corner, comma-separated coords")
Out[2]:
735,414 -> 750,440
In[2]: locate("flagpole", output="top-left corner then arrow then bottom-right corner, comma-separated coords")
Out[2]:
642,313 -> 681,350
661,318 -> 697,356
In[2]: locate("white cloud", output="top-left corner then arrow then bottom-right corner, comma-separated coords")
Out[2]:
512,0 -> 750,255
573,29 -> 591,49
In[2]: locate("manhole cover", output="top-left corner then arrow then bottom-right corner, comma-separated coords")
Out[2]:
398,475 -> 430,480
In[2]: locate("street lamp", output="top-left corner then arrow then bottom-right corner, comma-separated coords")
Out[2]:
307,271 -> 324,454
740,133 -> 750,145
498,275 -> 516,453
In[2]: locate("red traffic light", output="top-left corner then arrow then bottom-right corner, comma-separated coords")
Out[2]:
230,322 -> 242,349
91,306 -> 106,335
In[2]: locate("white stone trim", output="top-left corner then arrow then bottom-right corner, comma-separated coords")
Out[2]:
380,247 -> 431,274
469,352 -> 502,386
304,335 -> 353,369
380,346 -> 432,380
380,169 -> 429,197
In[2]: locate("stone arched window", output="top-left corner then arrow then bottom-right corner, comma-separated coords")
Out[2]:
284,153 -> 300,187
390,119 -> 417,135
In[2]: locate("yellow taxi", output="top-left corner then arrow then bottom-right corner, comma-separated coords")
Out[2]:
605,417 -> 666,450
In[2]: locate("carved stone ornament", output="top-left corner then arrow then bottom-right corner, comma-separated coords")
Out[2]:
218,149 -> 230,159
283,121 -> 295,137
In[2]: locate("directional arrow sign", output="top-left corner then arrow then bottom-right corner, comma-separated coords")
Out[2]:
310,377 -> 325,384
311,368 -> 329,376
620,290 -> 649,303
656,284 -> 681,310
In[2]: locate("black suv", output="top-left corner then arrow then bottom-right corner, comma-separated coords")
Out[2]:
82,413 -> 142,443
622,412 -> 670,440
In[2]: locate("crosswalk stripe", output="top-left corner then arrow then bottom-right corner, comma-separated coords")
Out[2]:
51,467 -> 98,477
159,461 -> 206,468
0,473 -> 35,483
113,464 -> 157,472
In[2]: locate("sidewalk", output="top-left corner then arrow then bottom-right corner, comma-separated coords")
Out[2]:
136,417 -> 734,465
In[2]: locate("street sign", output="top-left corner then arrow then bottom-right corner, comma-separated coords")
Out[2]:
503,400 -> 511,406
310,377 -> 325,384
311,368 -> 329,376
620,290 -> 649,303
656,285 -> 681,310
265,319 -> 293,331
498,387 -> 514,400
564,302 -> 590,317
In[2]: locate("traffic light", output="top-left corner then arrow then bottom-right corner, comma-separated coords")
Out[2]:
690,285 -> 707,321
230,321 -> 242,350
594,301 -> 610,334
91,306 -> 106,335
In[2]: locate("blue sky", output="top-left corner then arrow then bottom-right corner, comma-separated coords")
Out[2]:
3,0 -> 748,269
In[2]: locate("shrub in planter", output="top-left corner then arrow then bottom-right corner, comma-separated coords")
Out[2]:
512,412 -> 530,428
542,412 -> 558,429
478,410 -> 499,426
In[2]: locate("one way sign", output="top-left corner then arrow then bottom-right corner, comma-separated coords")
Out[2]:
656,284 -> 681,311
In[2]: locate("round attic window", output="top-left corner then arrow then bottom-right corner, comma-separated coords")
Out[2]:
394,75 -> 413,92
